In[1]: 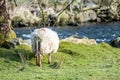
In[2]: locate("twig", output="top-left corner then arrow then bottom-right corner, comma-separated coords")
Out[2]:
13,0 -> 17,7
57,0 -> 75,17
51,0 -> 75,26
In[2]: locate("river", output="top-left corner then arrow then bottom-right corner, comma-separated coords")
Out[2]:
14,22 -> 120,43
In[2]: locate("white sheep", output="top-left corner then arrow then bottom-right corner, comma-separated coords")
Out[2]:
31,28 -> 59,66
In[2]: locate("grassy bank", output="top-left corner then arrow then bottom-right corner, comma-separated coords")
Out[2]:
0,42 -> 120,80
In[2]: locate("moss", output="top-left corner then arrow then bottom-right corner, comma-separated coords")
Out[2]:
0,16 -> 4,22
0,30 -> 16,45
6,30 -> 16,41
58,12 -> 69,26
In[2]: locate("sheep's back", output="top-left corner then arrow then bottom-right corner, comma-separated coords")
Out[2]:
39,28 -> 59,54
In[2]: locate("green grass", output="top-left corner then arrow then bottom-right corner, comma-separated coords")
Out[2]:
0,42 -> 120,80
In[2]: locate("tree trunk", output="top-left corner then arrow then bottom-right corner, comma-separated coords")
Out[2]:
0,0 -> 13,34
0,0 -> 16,45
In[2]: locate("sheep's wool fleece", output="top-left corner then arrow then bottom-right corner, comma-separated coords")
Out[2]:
31,28 -> 59,56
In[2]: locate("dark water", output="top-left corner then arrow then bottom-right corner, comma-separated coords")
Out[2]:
14,22 -> 120,43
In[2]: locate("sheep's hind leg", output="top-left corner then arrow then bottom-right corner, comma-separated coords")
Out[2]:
36,55 -> 40,66
36,54 -> 42,67
48,54 -> 51,64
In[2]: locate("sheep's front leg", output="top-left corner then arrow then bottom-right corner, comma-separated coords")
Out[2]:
36,54 -> 43,67
48,54 -> 51,64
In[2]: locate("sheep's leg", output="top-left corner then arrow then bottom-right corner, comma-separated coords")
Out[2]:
48,54 -> 51,64
36,55 -> 40,66
39,54 -> 43,66
36,54 -> 43,67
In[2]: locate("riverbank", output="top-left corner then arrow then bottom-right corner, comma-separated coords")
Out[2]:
8,0 -> 120,27
0,42 -> 120,80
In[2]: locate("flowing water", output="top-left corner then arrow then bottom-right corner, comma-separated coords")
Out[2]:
14,22 -> 120,43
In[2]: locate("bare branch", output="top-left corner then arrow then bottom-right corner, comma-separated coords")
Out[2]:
37,0 -> 45,27
13,0 -> 17,7
57,0 -> 75,17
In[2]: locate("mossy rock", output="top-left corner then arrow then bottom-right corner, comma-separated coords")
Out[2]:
12,16 -> 24,27
75,10 -> 97,23
11,7 -> 40,27
57,12 -> 69,26
0,30 -> 16,45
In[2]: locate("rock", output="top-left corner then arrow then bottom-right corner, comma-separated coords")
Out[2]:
97,7 -> 111,22
87,10 -> 97,20
91,0 -> 101,5
97,17 -> 102,22
0,41 -> 15,49
55,5 -> 63,12
0,30 -> 17,49
10,7 -> 40,27
76,10 -> 97,23
91,0 -> 112,6
67,12 -> 76,26
12,17 -> 29,27
83,2 -> 100,10
48,14 -> 57,26
0,37 -> 31,49
0,30 -> 16,45
110,1 -> 120,20
61,36 -> 97,45
10,38 -> 31,47
10,38 -> 23,45
1,38 -> 24,49
23,39 -> 31,47
110,37 -> 120,48
44,7 -> 55,15
57,12 -> 69,26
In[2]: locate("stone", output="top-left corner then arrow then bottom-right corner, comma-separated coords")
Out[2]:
0,30 -> 16,45
76,10 -> 97,23
57,12 -> 69,25
0,41 -> 15,49
83,2 -> 99,10
110,1 -> 120,20
10,38 -> 31,47
44,7 -> 55,15
61,36 -> 97,45
110,37 -> 120,48
10,38 -> 23,45
11,7 -> 40,27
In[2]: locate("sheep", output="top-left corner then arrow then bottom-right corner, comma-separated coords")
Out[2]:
31,28 -> 59,66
